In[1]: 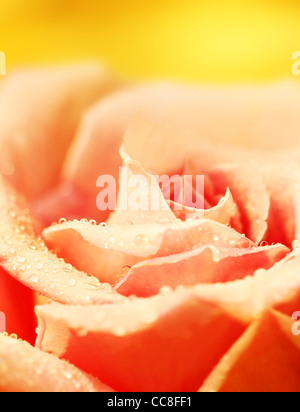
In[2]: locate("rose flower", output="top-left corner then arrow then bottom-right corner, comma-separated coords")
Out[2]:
0,65 -> 300,392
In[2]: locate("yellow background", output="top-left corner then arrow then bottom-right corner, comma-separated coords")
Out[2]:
0,0 -> 299,83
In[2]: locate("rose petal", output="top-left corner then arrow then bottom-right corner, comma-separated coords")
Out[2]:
115,243 -> 289,297
0,268 -> 36,343
199,310 -> 300,392
192,250 -> 300,322
43,219 -> 254,284
0,64 -> 120,200
204,188 -> 242,230
107,145 -> 177,226
35,246 -> 300,391
0,334 -> 114,392
208,164 -> 270,243
169,188 -> 242,231
35,293 -> 246,392
0,176 -> 122,305
264,161 -> 300,248
32,182 -> 96,228
55,81 -> 300,225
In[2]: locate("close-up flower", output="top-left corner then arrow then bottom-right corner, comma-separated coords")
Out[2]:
1,65 -> 300,392
1,0 -> 300,395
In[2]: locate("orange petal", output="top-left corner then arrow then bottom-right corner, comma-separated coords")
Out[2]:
0,64 -> 120,200
35,248 -> 300,391
200,310 -> 300,392
35,292 -> 246,392
115,243 -> 289,297
0,176 -> 122,305
169,188 -> 242,230
0,334 -> 114,392
0,268 -> 36,343
264,162 -> 300,248
107,145 -> 177,226
32,182 -> 96,228
208,164 -> 270,243
60,81 -> 300,225
43,219 -> 254,284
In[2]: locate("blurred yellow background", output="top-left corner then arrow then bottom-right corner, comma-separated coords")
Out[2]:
0,0 -> 299,83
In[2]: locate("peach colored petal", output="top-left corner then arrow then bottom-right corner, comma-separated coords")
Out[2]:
208,164 -> 270,243
169,188 -> 242,230
204,188 -> 242,230
65,80 -> 300,187
0,176 -> 122,305
107,145 -> 177,226
0,64 -> 120,200
42,81 -> 300,226
43,219 -> 254,284
0,334 -> 114,392
35,245 -> 300,391
32,182 -> 94,228
35,294 -> 246,392
0,268 -> 36,343
199,310 -> 300,392
264,162 -> 300,248
191,251 -> 300,323
115,243 -> 289,297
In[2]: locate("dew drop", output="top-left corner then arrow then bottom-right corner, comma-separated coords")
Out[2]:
84,277 -> 101,290
159,285 -> 172,294
67,278 -> 77,287
30,275 -> 39,284
135,234 -> 148,244
63,371 -> 73,380
76,328 -> 88,337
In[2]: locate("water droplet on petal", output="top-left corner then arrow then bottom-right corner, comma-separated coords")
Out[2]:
30,275 -> 39,284
67,278 -> 77,287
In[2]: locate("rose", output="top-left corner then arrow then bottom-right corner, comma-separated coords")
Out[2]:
1,67 -> 300,392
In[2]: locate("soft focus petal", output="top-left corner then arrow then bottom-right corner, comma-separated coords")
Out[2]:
42,81 -> 300,225
0,334 -> 114,392
64,80 -> 300,190
200,310 -> 300,392
35,247 -> 300,392
0,268 -> 35,343
35,293 -> 246,392
0,64 -> 120,200
264,162 -> 300,248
